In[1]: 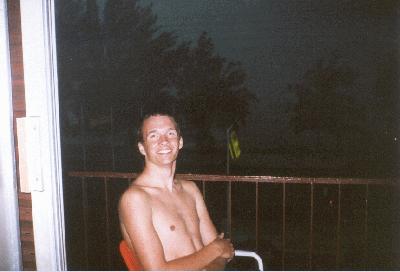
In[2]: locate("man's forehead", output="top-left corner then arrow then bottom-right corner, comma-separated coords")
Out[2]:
143,115 -> 177,132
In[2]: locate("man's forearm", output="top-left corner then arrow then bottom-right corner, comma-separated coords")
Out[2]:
155,242 -> 223,270
203,257 -> 226,271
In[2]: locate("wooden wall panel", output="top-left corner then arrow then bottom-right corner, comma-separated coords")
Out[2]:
7,0 -> 36,270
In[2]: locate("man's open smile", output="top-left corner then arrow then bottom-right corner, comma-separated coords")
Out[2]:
157,149 -> 172,154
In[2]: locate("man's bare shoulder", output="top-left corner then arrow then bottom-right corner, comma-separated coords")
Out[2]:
119,182 -> 151,210
179,179 -> 202,196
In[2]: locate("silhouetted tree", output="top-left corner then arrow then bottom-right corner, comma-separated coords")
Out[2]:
57,1 -> 254,152
57,0 -> 188,129
56,0 -> 104,135
175,32 -> 255,150
103,0 -> 187,120
371,51 -> 399,175
374,51 -> 399,139
289,54 -> 363,153
56,0 -> 88,89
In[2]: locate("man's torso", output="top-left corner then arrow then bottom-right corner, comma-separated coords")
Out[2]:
125,180 -> 204,261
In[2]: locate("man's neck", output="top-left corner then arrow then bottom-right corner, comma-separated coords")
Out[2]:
141,162 -> 176,192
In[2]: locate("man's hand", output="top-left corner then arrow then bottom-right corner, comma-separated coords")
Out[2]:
212,233 -> 235,260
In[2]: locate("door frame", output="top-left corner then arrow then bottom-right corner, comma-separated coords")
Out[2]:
19,0 -> 66,270
0,0 -> 22,269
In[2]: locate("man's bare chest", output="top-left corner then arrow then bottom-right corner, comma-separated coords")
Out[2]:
151,193 -> 200,236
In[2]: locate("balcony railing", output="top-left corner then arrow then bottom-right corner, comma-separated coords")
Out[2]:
66,171 -> 398,270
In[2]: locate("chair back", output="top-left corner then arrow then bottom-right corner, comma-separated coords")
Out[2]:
119,240 -> 144,271
235,250 -> 264,271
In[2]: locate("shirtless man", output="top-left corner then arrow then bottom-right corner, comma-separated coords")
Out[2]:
119,113 -> 235,270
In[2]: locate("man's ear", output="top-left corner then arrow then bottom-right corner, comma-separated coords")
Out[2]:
179,137 -> 183,149
138,142 -> 146,156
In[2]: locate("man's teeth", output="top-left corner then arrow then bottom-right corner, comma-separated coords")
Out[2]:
158,149 -> 171,154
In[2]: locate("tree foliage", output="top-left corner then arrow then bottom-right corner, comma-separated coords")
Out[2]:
290,55 -> 361,136
371,50 -> 399,172
373,51 -> 399,137
56,0 -> 254,149
56,0 -> 100,102
103,0 -> 185,114
176,32 -> 255,147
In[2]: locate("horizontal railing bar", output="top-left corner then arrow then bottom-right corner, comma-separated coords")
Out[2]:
68,171 -> 396,185
69,171 -> 139,179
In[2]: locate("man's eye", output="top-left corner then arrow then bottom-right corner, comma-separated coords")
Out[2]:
168,131 -> 177,137
148,133 -> 157,139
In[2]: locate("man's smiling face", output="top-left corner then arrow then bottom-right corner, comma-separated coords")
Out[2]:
138,115 -> 183,167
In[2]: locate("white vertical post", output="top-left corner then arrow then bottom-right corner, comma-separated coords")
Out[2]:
20,0 -> 66,270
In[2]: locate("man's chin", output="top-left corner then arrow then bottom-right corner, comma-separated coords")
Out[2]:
146,153 -> 179,167
153,157 -> 178,167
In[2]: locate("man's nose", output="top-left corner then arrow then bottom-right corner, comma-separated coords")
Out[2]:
159,134 -> 168,143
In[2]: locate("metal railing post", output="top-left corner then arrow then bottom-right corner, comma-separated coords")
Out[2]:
364,183 -> 369,270
309,181 -> 314,270
104,177 -> 111,269
227,181 -> 232,238
81,177 -> 89,269
202,180 -> 206,200
336,181 -> 342,269
282,182 -> 286,270
255,182 -> 259,252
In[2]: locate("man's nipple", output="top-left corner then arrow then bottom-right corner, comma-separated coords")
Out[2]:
170,225 -> 176,231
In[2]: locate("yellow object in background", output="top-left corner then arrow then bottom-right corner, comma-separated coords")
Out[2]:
229,130 -> 241,159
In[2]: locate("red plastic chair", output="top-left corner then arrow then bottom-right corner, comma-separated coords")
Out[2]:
119,240 -> 144,271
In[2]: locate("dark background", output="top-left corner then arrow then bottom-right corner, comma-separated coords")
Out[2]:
56,0 -> 400,270
57,0 -> 399,178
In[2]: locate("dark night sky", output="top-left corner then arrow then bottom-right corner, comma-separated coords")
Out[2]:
98,0 -> 399,150
137,0 -> 399,147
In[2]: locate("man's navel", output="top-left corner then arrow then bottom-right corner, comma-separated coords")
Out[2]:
169,225 -> 176,231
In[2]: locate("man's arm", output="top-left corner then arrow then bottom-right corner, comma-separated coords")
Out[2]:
119,187 -> 233,270
203,257 -> 228,271
187,181 -> 235,270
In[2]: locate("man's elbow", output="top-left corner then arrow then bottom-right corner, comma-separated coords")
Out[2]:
141,261 -> 170,271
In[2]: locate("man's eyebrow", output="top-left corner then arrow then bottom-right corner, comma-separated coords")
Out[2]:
146,128 -> 176,134
146,129 -> 159,135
